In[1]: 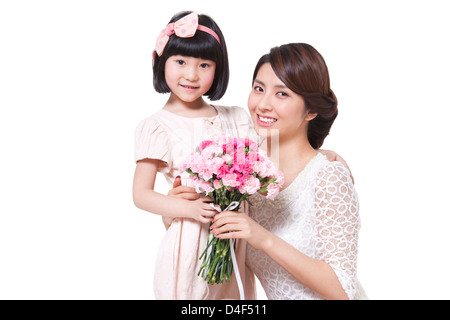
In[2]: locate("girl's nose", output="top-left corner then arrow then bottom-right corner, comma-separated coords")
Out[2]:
184,66 -> 198,81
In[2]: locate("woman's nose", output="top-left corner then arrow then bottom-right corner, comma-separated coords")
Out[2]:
257,94 -> 273,112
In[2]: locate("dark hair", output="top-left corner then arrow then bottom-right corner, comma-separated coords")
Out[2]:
153,11 -> 229,101
252,43 -> 338,149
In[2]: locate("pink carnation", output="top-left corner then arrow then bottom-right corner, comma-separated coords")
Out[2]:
198,168 -> 213,181
207,157 -> 226,175
198,140 -> 214,151
202,145 -> 223,161
238,175 -> 261,195
266,183 -> 280,200
194,179 -> 214,194
222,173 -> 241,188
213,179 -> 222,189
275,171 -> 285,186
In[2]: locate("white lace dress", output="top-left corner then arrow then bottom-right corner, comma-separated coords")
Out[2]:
246,153 -> 367,300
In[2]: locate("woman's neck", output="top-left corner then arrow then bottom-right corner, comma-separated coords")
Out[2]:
163,94 -> 217,118
267,133 -> 317,187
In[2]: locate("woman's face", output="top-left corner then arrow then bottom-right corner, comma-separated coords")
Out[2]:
248,63 -> 315,140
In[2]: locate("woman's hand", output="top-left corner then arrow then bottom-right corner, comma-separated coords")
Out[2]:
210,211 -> 271,251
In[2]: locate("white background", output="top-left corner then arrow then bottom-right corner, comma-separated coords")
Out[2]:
1,0 -> 449,300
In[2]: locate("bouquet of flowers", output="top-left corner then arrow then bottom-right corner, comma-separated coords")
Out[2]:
180,134 -> 284,285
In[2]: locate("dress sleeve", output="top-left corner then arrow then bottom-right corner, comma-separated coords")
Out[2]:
134,117 -> 171,173
314,162 -> 361,299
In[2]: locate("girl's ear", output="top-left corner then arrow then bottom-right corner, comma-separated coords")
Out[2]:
305,112 -> 317,121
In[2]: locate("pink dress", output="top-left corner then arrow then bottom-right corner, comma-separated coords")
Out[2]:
134,105 -> 257,300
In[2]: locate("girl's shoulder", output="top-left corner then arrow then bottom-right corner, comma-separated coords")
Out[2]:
136,109 -> 183,133
215,105 -> 250,120
215,105 -> 253,128
136,110 -> 165,125
134,112 -> 172,164
214,105 -> 256,139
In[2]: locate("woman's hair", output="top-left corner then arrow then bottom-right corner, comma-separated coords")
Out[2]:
153,11 -> 229,101
252,43 -> 338,149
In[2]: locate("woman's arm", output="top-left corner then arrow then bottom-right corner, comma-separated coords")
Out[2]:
210,212 -> 348,300
318,149 -> 354,184
132,159 -> 216,224
253,227 -> 348,300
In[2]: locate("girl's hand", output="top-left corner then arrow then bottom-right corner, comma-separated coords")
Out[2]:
210,211 -> 270,251
318,149 -> 354,184
167,176 -> 201,200
185,196 -> 219,224
165,176 -> 217,224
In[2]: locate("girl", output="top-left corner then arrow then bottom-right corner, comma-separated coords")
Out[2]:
132,11 -> 256,300
210,43 -> 367,299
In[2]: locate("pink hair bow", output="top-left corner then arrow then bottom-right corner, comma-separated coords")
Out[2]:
154,12 -> 220,57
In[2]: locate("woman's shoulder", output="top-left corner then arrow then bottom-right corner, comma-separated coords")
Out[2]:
314,154 -> 354,187
313,155 -> 359,218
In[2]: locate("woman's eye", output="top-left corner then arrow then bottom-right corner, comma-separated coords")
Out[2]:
176,60 -> 185,65
277,91 -> 289,97
254,86 -> 263,92
200,63 -> 209,68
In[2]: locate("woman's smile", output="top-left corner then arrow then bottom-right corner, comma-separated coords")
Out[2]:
256,114 -> 278,127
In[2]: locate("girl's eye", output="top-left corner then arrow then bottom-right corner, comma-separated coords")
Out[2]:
254,86 -> 264,93
277,91 -> 289,97
200,63 -> 209,68
176,60 -> 185,65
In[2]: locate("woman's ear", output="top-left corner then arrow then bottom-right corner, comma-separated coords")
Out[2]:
305,112 -> 317,121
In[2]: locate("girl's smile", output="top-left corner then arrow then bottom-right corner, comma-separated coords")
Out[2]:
180,84 -> 199,90
165,55 -> 216,104
179,83 -> 200,93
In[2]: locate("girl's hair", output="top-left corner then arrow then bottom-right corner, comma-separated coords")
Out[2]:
252,43 -> 338,149
153,11 -> 229,101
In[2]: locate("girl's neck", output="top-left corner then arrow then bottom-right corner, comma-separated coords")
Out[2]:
163,93 -> 217,118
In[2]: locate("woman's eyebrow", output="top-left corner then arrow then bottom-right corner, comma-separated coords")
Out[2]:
254,78 -> 288,89
254,79 -> 264,86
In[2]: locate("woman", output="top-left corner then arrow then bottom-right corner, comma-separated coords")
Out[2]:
210,43 -> 366,300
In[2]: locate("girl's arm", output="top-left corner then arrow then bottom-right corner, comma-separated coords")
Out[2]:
210,212 -> 348,300
133,159 -> 216,224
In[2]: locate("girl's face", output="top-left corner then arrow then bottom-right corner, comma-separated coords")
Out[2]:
165,55 -> 216,103
248,63 -> 316,140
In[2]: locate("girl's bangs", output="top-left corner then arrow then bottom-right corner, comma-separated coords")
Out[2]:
165,33 -> 220,62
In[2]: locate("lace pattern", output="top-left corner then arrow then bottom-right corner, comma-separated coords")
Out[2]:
246,153 -> 366,300
314,161 -> 360,299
